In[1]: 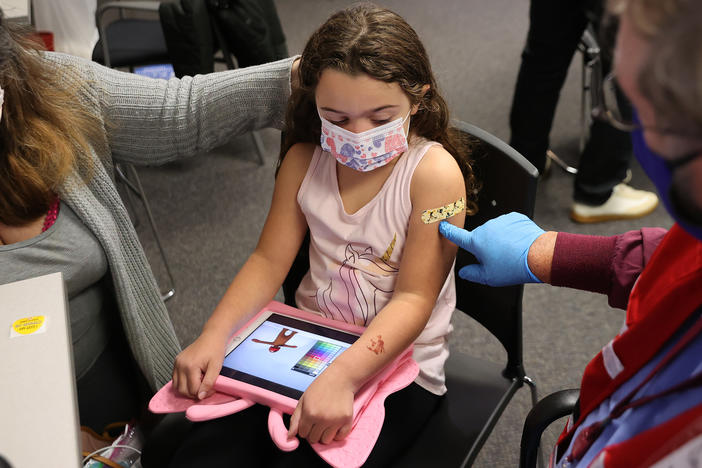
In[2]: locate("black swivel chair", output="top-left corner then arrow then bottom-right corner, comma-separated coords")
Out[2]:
520,389 -> 580,468
282,121 -> 540,467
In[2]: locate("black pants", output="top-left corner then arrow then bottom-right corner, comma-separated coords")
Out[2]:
76,326 -> 151,432
509,0 -> 631,205
141,383 -> 441,468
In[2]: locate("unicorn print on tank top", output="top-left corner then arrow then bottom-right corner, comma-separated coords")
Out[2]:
311,235 -> 399,326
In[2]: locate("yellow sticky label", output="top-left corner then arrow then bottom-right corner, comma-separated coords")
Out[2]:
11,316 -> 47,337
421,197 -> 466,224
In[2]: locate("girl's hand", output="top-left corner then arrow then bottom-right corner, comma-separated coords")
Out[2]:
288,366 -> 356,444
172,330 -> 228,400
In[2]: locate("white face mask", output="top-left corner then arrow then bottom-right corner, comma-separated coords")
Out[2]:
0,87 -> 4,123
319,110 -> 411,172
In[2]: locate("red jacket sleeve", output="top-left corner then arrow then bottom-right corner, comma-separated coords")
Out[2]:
550,228 -> 668,309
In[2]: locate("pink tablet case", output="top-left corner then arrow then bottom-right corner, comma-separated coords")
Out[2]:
149,301 -> 419,468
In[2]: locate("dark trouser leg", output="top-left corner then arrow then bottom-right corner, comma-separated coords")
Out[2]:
509,0 -> 591,173
572,118 -> 631,205
573,51 -> 632,205
76,329 -> 151,432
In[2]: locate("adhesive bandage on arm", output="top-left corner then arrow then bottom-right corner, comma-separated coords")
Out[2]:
420,197 -> 466,224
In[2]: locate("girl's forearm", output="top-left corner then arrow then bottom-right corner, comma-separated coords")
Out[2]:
201,251 -> 290,343
327,295 -> 431,392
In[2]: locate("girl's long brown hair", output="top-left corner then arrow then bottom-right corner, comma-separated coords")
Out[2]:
0,11 -> 105,225
280,3 -> 479,213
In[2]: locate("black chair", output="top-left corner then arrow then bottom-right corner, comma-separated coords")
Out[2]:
520,389 -> 580,468
282,121 -> 540,466
93,1 -> 169,69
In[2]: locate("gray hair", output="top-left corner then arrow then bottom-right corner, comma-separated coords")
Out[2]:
609,0 -> 702,135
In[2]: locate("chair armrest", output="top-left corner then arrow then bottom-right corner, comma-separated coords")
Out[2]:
519,388 -> 580,468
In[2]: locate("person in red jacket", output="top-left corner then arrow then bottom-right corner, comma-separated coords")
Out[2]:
440,0 -> 702,465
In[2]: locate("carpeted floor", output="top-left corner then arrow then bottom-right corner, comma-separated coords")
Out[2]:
127,1 -> 673,466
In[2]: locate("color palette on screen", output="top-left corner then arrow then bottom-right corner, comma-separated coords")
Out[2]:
292,340 -> 345,377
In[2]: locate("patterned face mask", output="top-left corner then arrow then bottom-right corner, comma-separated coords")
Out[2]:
319,110 -> 411,172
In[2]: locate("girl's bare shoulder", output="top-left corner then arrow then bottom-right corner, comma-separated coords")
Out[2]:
279,142 -> 318,177
410,144 -> 465,200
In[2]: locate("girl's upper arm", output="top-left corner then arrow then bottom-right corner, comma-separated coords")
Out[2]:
69,53 -> 295,165
394,145 -> 467,310
253,143 -> 315,277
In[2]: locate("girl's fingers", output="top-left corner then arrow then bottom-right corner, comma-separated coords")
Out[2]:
334,422 -> 352,441
288,404 -> 301,438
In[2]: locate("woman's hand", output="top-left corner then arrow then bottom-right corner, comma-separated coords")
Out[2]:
288,365 -> 356,444
172,330 -> 229,400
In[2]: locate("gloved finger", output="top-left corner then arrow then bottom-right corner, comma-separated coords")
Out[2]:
457,264 -> 487,285
439,221 -> 473,251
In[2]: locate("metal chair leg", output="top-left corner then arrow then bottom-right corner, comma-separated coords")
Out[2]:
546,150 -> 578,175
580,53 -> 589,155
118,163 -> 176,301
115,163 -> 142,228
523,376 -> 545,468
250,131 -> 266,166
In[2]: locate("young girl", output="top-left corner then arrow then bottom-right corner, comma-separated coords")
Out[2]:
166,4 -> 479,466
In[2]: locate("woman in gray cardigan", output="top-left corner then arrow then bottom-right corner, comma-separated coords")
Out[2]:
0,12 -> 295,430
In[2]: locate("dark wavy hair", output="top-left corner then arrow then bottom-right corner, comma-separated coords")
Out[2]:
280,3 -> 479,214
0,10 -> 105,225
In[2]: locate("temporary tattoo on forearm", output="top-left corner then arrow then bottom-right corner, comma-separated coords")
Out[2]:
367,335 -> 385,355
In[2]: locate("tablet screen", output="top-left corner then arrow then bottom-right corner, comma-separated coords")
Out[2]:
220,313 -> 359,399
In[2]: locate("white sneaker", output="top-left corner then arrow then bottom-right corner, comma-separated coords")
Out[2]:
570,183 -> 659,223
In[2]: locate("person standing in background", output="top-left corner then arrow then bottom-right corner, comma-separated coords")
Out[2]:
509,0 -> 659,223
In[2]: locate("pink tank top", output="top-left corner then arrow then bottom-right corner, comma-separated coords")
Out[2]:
295,137 -> 456,395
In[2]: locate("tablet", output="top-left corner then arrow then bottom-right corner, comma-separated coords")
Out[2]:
220,304 -> 361,401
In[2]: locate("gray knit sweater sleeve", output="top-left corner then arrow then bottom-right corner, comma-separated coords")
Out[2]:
44,52 -> 295,165
43,52 -> 296,391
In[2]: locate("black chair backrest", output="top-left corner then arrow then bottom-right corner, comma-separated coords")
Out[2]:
282,121 -> 538,377
452,120 -> 538,377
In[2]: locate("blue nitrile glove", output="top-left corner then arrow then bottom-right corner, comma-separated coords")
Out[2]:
439,212 -> 545,286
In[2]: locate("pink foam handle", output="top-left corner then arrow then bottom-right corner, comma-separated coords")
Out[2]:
214,375 -> 298,414
268,408 -> 299,451
185,397 -> 255,422
312,357 -> 419,468
148,381 -> 240,414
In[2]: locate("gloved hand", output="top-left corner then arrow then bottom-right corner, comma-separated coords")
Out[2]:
439,212 -> 545,286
